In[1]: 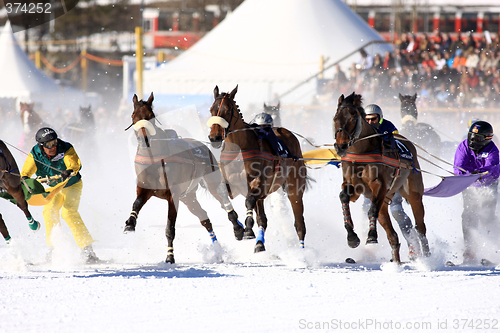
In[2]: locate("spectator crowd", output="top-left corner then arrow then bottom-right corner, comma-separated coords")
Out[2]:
328,32 -> 500,110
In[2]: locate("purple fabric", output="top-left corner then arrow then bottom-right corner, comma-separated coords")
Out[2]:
453,140 -> 500,187
424,174 -> 482,197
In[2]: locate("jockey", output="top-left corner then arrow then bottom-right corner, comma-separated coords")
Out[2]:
21,127 -> 100,264
454,121 -> 500,263
363,104 -> 420,259
365,104 -> 398,149
249,112 -> 289,157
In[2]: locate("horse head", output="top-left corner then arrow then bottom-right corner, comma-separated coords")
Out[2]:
263,102 -> 281,127
128,92 -> 157,148
79,105 -> 95,127
20,102 -> 36,136
207,85 -> 240,149
333,92 -> 365,157
399,93 -> 418,125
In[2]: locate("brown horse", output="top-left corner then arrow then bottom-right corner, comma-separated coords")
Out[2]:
123,92 -> 244,263
208,85 -> 309,253
333,92 -> 429,263
19,102 -> 49,149
0,140 -> 40,242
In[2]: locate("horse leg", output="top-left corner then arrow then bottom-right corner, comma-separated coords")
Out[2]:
165,193 -> 179,264
366,179 -> 385,244
213,182 -> 244,240
0,214 -> 10,242
10,185 -> 40,231
243,178 -> 261,239
378,202 -> 401,264
124,187 -> 152,233
407,190 -> 430,257
180,190 -> 218,243
254,199 -> 267,253
340,185 -> 360,248
286,178 -> 306,249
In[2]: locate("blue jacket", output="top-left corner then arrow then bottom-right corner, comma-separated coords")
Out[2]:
454,140 -> 500,187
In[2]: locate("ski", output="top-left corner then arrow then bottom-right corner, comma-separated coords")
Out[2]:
445,259 -> 496,267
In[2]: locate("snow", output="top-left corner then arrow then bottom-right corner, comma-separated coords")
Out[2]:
1,107 -> 499,333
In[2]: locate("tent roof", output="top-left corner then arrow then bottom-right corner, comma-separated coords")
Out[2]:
0,21 -> 85,111
144,0 -> 392,108
0,21 -> 63,98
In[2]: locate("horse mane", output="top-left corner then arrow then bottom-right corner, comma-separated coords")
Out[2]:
220,92 -> 247,125
339,92 -> 366,118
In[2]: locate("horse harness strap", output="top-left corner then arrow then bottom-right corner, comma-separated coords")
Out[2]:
220,149 -> 282,195
340,152 -> 414,170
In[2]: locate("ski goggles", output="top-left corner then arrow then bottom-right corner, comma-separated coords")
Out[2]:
42,139 -> 57,149
469,133 -> 493,142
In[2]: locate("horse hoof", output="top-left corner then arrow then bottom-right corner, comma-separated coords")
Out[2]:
347,235 -> 360,248
243,228 -> 255,239
166,255 -> 175,264
254,241 -> 265,253
123,224 -> 136,233
366,229 -> 378,244
234,225 -> 244,241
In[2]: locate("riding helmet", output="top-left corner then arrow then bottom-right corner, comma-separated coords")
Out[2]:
365,104 -> 383,118
468,121 -> 493,152
35,127 -> 58,144
250,112 -> 274,127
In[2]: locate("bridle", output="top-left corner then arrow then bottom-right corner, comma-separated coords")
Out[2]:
209,94 -> 238,138
334,104 -> 363,148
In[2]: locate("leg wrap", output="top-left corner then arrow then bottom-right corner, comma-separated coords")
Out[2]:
208,229 -> 217,243
256,226 -> 265,244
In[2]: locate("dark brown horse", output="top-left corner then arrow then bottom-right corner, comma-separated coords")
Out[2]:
0,140 -> 40,242
399,93 -> 442,154
333,92 -> 429,263
208,85 -> 309,253
263,102 -> 281,127
124,92 -> 244,263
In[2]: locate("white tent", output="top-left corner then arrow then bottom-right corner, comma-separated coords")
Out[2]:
143,0 -> 393,108
0,21 -> 85,113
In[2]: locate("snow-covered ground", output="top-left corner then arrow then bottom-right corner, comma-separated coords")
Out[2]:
1,106 -> 499,333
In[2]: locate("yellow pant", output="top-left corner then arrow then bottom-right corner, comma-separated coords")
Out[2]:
43,179 -> 94,248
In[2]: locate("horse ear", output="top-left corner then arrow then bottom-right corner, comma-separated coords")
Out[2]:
263,102 -> 267,108
399,93 -> 404,102
338,94 -> 345,106
213,86 -> 219,99
277,102 -> 280,109
229,85 -> 238,100
133,94 -> 138,104
147,92 -> 154,105
412,93 -> 417,101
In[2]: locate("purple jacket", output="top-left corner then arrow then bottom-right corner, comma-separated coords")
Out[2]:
454,140 -> 500,187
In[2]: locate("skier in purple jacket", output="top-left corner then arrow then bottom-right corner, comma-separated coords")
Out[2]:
454,120 -> 500,263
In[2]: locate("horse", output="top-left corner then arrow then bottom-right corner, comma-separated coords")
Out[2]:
123,92 -> 244,263
19,102 -> 48,149
333,92 -> 430,263
0,140 -> 40,242
208,85 -> 309,253
399,93 -> 442,155
61,105 -> 97,159
62,105 -> 95,142
263,102 -> 281,127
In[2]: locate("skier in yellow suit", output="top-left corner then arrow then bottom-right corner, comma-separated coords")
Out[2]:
21,127 -> 99,263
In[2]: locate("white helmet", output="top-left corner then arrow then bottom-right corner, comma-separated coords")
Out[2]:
365,104 -> 383,118
250,112 -> 274,126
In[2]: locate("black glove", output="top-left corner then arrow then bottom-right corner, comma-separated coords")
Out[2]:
60,169 -> 73,181
21,176 -> 29,180
471,171 -> 480,174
